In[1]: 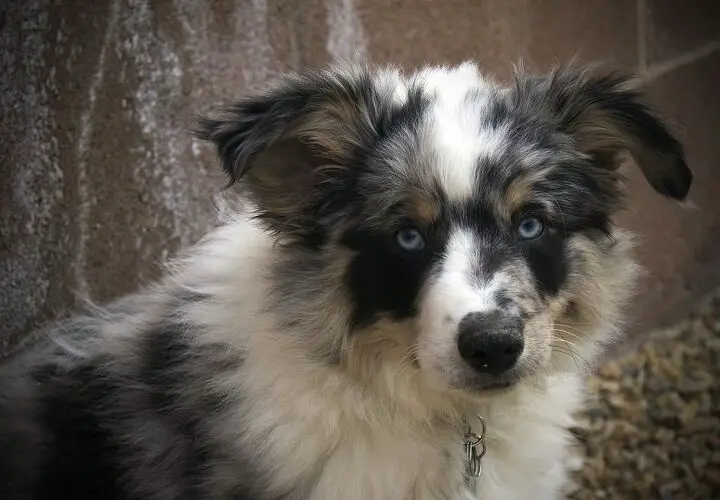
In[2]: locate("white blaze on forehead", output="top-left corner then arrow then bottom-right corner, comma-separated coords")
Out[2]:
374,67 -> 408,106
414,62 -> 509,202
441,228 -> 502,310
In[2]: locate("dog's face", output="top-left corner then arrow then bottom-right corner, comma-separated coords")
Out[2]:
198,62 -> 690,393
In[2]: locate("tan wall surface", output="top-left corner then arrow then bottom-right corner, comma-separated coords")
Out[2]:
1,0 -> 719,357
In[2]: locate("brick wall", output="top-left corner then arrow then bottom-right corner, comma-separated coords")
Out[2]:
1,0 -> 718,357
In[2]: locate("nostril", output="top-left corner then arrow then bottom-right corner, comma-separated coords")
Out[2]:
503,344 -> 521,356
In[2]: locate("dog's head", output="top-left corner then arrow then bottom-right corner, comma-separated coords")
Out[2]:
196,62 -> 690,394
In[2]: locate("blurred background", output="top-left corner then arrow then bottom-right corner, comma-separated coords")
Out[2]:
1,1 -> 718,498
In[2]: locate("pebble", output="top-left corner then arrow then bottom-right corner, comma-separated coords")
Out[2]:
598,361 -> 622,380
569,290 -> 720,500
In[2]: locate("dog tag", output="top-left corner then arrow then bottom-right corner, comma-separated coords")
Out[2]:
463,416 -> 487,494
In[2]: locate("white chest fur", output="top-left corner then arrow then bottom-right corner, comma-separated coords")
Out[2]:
233,343 -> 583,500
305,385 -> 578,500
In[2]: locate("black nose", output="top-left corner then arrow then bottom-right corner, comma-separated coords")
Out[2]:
457,312 -> 524,375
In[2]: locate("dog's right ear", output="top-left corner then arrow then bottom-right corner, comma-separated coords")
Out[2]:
194,66 -> 399,239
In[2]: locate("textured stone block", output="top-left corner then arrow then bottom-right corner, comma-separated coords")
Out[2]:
646,0 -> 720,65
360,0 -> 638,77
613,52 -> 720,352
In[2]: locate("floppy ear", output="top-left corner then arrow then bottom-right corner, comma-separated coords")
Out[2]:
518,64 -> 692,200
194,66 -> 395,240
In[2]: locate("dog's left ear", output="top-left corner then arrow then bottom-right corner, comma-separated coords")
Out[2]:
518,64 -> 692,200
194,65 -> 397,240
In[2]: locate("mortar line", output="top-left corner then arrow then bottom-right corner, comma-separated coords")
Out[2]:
642,41 -> 720,83
637,0 -> 648,74
73,0 -> 121,301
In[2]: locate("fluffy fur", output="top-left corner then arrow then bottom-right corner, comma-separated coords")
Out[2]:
0,60 -> 691,500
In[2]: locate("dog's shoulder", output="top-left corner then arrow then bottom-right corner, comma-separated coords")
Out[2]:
0,311 -> 126,500
0,285 -> 257,500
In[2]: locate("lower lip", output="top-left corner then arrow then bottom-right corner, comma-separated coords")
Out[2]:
466,382 -> 515,395
477,380 -> 515,392
451,377 -> 518,393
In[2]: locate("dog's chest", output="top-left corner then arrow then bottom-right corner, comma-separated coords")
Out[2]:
306,427 -> 471,500
294,387 -> 578,500
302,426 -> 569,500
236,349 -> 581,500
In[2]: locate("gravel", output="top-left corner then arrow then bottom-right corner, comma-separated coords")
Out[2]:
568,291 -> 720,500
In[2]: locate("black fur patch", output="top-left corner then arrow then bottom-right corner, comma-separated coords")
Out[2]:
139,322 -> 245,498
34,363 -> 125,500
0,318 -> 251,500
343,228 -> 445,328
521,228 -> 567,296
458,199 -> 567,297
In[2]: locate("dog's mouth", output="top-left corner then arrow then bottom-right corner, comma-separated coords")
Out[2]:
449,374 -> 521,394
482,379 -> 515,391
470,378 -> 518,394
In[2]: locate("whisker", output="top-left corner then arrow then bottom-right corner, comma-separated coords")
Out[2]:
550,336 -> 584,353
556,319 -> 595,328
550,328 -> 586,343
550,341 -> 593,372
551,344 -> 583,373
551,336 -> 592,364
396,342 -> 433,378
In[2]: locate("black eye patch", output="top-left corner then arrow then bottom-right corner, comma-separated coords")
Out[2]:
342,225 -> 445,329
518,226 -> 567,296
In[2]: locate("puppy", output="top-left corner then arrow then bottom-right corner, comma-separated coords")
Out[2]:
0,61 -> 691,500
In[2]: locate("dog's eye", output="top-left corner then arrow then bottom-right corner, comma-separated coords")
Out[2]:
517,216 -> 544,240
395,227 -> 426,251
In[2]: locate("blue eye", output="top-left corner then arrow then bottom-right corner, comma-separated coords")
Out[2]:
396,227 -> 426,251
517,216 -> 544,240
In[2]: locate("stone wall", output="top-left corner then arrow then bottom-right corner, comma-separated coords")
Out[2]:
1,0 -> 719,357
